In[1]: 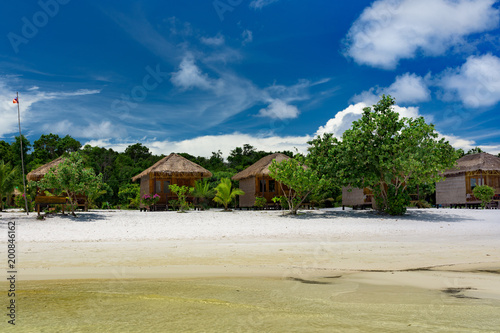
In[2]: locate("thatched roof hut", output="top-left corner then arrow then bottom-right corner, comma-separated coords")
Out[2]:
231,153 -> 291,207
443,152 -> 500,176
436,153 -> 500,207
232,153 -> 290,181
131,153 -> 212,181
26,156 -> 65,181
132,153 -> 212,208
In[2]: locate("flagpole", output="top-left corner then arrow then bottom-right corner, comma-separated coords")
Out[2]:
16,92 -> 29,215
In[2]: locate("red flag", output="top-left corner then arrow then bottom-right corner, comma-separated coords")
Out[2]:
13,98 -> 18,104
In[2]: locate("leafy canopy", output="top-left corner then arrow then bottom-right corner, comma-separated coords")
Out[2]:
334,95 -> 458,215
38,152 -> 104,215
268,156 -> 322,215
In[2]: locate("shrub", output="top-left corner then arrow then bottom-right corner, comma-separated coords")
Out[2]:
254,196 -> 267,208
473,185 -> 495,209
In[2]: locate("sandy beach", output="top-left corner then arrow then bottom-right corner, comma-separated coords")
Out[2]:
2,208 -> 500,331
4,208 -> 499,293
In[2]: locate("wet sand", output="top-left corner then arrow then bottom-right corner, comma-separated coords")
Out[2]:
1,208 -> 500,331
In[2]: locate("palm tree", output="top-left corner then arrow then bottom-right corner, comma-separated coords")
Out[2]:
0,161 -> 19,211
193,179 -> 215,210
213,178 -> 244,211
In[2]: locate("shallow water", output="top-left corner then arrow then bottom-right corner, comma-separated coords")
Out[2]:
5,277 -> 500,332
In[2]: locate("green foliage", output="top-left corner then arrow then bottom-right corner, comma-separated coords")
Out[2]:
0,161 -> 19,211
169,184 -> 194,212
473,185 -> 495,209
374,184 -> 411,215
272,196 -> 287,209
254,196 -> 267,208
333,95 -> 458,215
193,179 -> 215,210
118,183 -> 140,208
268,156 -> 322,215
37,152 -> 104,215
466,147 -> 483,155
410,200 -> 432,209
213,178 -> 245,211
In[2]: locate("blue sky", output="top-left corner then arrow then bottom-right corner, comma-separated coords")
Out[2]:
1,0 -> 500,157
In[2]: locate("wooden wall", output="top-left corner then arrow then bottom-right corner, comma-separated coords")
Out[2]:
238,177 -> 256,207
436,174 -> 466,205
342,186 -> 365,206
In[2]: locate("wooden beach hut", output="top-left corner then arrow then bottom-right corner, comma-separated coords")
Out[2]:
131,153 -> 212,209
436,152 -> 500,208
342,186 -> 374,209
26,156 -> 88,214
231,153 -> 290,208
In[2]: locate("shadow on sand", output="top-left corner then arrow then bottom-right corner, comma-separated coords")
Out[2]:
44,212 -> 109,222
280,209 -> 479,223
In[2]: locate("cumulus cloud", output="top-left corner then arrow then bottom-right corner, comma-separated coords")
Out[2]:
249,0 -> 279,10
437,54 -> 500,107
352,73 -> 431,104
258,99 -> 300,119
316,102 -> 422,138
344,0 -> 499,69
170,55 -> 220,91
84,132 -> 312,158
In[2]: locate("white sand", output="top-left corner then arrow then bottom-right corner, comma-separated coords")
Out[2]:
2,208 -> 500,298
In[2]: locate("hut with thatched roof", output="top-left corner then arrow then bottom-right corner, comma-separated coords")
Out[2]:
436,152 -> 500,207
231,153 -> 290,208
26,156 -> 87,213
131,153 -> 212,208
26,156 -> 65,182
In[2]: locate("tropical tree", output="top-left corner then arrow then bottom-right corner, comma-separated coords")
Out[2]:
213,178 -> 244,211
169,184 -> 194,212
118,183 -> 140,208
193,179 -> 215,210
333,95 -> 458,215
268,156 -> 322,215
473,185 -> 495,209
0,161 -> 18,211
37,152 -> 103,216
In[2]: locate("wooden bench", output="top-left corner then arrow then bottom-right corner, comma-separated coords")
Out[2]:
35,195 -> 67,215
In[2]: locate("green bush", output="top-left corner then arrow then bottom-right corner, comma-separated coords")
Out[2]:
473,185 -> 495,209
254,196 -> 267,208
376,185 -> 411,216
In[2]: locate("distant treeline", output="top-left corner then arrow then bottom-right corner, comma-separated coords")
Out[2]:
0,134 -> 294,207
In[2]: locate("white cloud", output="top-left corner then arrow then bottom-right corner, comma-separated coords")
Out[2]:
316,102 -> 422,138
437,54 -> 500,107
439,133 -> 500,155
352,73 -> 430,104
170,55 -> 220,91
258,99 -> 300,119
200,34 -> 225,47
84,132 -> 312,158
344,0 -> 499,69
249,0 -> 279,10
0,77 -> 100,138
43,120 -> 126,139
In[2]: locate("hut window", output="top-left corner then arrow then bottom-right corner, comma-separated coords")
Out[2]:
269,180 -> 276,193
471,178 -> 484,190
260,179 -> 266,193
155,181 -> 162,193
163,181 -> 171,193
